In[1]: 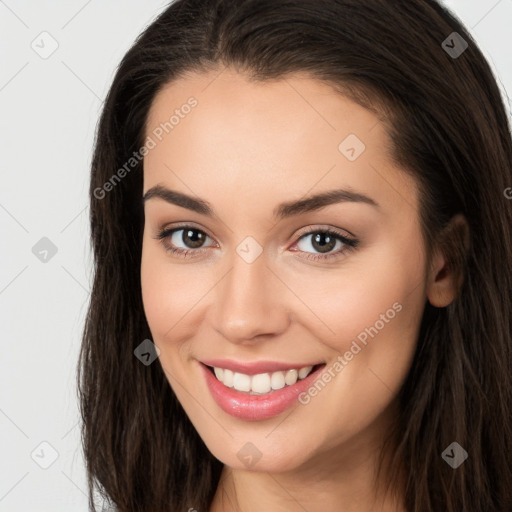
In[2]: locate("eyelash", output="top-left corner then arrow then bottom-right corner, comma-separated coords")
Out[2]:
153,224 -> 359,262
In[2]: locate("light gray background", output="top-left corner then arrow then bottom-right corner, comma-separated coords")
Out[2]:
1,1 -> 511,510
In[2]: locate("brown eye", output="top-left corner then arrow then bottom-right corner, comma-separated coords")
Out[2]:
300,232 -> 338,253
292,228 -> 359,262
177,228 -> 208,249
155,226 -> 214,258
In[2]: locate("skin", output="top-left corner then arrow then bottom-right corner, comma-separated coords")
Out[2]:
140,67 -> 462,512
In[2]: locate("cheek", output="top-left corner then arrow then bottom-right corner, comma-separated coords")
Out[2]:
286,229 -> 427,377
141,243 -> 188,340
140,241 -> 217,349
282,246 -> 426,443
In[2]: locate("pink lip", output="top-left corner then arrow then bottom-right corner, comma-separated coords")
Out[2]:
200,358 -> 322,375
200,361 -> 326,421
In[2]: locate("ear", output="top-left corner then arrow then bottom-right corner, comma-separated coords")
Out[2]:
426,213 -> 469,308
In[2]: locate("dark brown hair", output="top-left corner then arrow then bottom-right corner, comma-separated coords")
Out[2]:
78,0 -> 512,510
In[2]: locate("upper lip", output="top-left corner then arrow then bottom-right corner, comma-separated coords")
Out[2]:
200,358 -> 324,375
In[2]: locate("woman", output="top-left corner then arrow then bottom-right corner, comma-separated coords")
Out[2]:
78,0 -> 512,510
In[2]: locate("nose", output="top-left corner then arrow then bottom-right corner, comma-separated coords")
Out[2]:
212,248 -> 290,345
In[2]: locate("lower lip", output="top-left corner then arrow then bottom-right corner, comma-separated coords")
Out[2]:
200,362 -> 326,421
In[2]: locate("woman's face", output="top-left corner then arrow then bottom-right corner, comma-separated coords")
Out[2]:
140,67 -> 429,473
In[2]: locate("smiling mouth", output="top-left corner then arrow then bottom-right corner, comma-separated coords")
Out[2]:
204,363 -> 325,395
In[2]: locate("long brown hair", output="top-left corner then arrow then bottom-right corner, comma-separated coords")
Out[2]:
78,1 -> 512,510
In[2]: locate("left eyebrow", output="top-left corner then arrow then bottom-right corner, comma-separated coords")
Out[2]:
274,188 -> 380,219
142,184 -> 380,219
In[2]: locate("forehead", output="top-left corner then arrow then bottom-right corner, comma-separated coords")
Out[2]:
143,67 -> 419,218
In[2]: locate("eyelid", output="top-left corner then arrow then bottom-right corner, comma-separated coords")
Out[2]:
154,222 -> 358,261
288,226 -> 358,259
159,221 -> 217,243
293,224 -> 356,242
158,222 -> 354,244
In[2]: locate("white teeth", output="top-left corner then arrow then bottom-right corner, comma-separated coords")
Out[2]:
212,364 -> 316,394
223,369 -> 234,388
214,367 -> 224,381
298,366 -> 313,379
233,372 -> 251,392
284,369 -> 298,386
251,373 -> 271,394
270,371 -> 285,390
